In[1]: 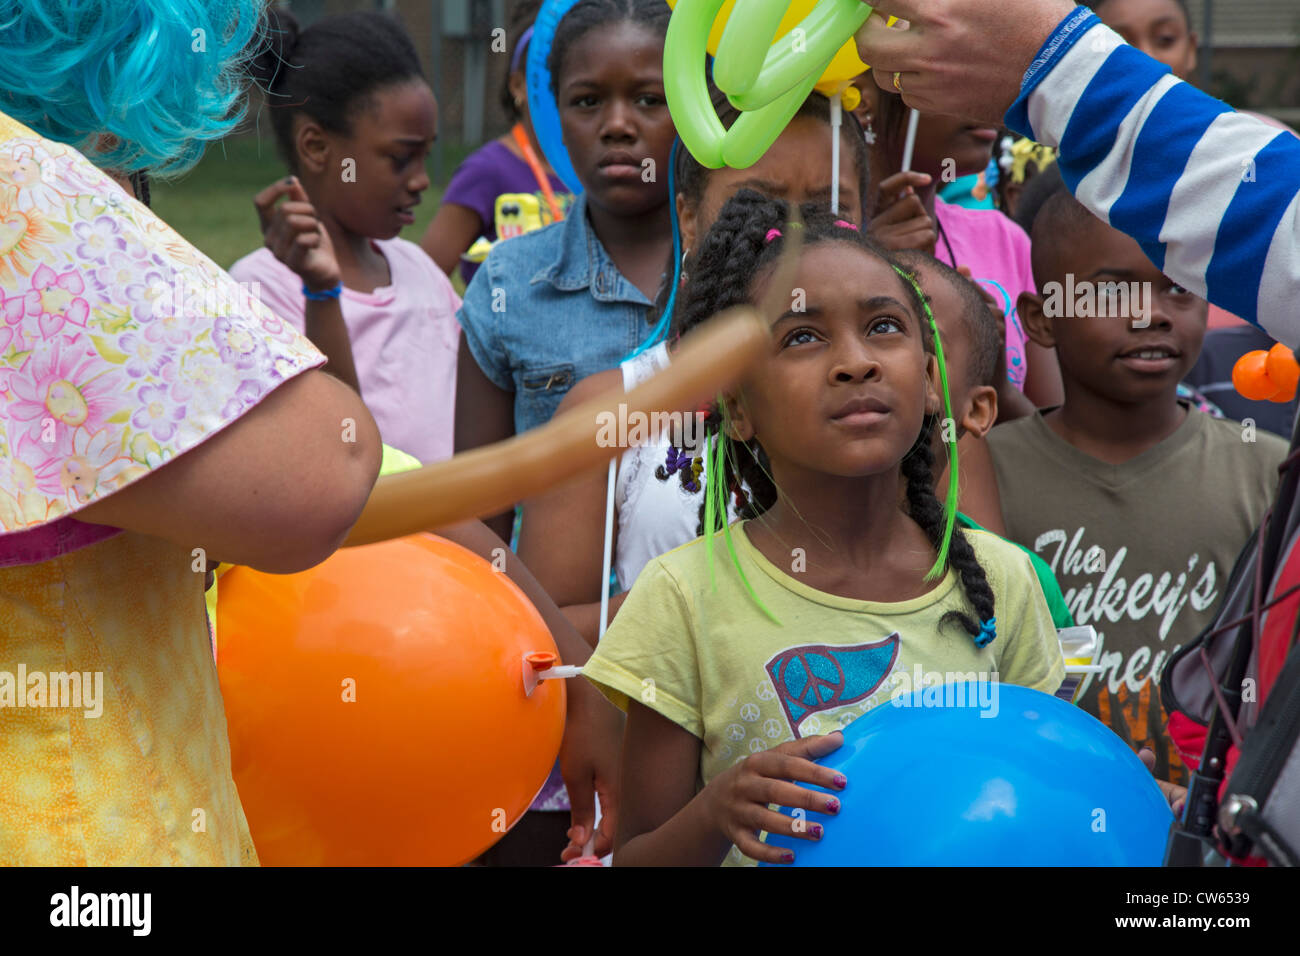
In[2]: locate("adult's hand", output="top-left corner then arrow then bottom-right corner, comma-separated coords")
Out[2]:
855,0 -> 1077,126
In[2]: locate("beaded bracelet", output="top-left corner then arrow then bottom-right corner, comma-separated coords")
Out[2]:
302,282 -> 343,301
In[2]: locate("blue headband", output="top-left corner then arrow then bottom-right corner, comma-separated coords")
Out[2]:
511,26 -> 535,74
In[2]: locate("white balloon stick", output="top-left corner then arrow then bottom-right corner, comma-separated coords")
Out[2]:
598,458 -> 616,639
900,108 -> 920,173
830,94 -> 842,214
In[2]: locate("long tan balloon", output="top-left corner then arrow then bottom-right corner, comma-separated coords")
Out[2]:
343,215 -> 803,547
343,306 -> 767,545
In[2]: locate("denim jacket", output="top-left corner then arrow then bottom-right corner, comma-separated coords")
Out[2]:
457,192 -> 658,434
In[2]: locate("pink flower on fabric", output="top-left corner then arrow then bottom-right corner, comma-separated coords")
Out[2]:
1,289 -> 23,326
6,337 -> 124,439
131,382 -> 186,442
11,431 -> 68,498
59,426 -> 134,502
0,290 -> 26,356
23,263 -> 89,339
260,312 -> 285,336
0,139 -> 105,212
145,309 -> 195,347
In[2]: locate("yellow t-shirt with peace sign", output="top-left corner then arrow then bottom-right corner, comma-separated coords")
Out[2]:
583,522 -> 1065,865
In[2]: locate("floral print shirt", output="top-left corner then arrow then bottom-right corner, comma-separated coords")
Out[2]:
0,111 -> 324,564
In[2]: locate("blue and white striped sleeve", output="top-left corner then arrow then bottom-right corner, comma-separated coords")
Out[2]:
1005,7 -> 1300,346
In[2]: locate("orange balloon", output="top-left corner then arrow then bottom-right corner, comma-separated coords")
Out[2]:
1233,350 -> 1283,401
216,534 -> 565,866
1266,342 -> 1300,395
1272,378 -> 1299,403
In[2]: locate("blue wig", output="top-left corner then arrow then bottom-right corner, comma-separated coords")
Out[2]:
0,0 -> 263,175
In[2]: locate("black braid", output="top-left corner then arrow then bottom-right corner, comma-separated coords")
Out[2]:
901,416 -> 997,640
734,441 -> 777,520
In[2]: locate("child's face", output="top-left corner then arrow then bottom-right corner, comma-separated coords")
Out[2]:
556,21 -> 674,217
910,261 -> 1000,460
678,116 -> 863,254
731,242 -> 939,481
1024,220 -> 1208,406
1097,0 -> 1197,80
910,112 -> 998,182
305,79 -> 437,241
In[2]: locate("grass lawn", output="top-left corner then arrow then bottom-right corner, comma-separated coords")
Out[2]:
151,133 -> 472,273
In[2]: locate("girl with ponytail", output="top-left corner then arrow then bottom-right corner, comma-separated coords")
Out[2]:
231,7 -> 461,465
582,191 -> 1065,866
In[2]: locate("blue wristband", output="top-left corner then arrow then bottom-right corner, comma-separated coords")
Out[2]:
302,282 -> 343,301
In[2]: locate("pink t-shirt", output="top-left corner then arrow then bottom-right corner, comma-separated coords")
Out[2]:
230,239 -> 461,464
934,198 -> 1035,391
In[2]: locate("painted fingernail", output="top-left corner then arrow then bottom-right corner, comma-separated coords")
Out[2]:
781,850 -> 795,863
825,797 -> 840,813
833,774 -> 847,789
809,823 -> 823,839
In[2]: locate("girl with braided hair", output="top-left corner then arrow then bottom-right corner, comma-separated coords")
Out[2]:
582,191 -> 1064,866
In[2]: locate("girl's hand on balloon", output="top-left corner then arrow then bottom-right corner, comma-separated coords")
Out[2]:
1138,747 -> 1187,817
558,679 -> 623,862
702,732 -> 846,864
253,176 -> 342,292
869,171 -> 936,253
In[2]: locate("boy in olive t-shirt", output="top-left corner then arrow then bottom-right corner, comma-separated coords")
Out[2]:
987,192 -> 1287,785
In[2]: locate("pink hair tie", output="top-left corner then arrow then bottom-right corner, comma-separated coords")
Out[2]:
765,227 -> 782,243
834,219 -> 856,230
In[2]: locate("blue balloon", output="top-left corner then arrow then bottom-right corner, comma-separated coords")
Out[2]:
526,0 -> 584,196
762,684 -> 1173,866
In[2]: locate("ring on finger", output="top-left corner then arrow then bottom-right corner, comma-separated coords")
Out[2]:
892,71 -> 904,94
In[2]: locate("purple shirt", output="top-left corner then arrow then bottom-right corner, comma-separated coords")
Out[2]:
441,139 -> 573,283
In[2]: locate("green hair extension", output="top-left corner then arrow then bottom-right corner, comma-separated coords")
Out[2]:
893,265 -> 960,582
702,407 -> 781,624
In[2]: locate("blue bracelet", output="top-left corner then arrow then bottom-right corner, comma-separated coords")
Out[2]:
302,282 -> 343,301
